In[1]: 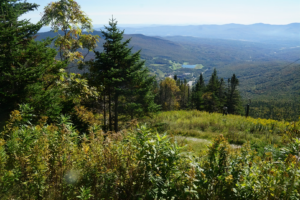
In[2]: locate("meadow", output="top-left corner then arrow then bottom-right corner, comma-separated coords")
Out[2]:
148,110 -> 289,153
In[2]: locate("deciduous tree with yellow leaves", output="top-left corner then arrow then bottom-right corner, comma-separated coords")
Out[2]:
41,0 -> 99,67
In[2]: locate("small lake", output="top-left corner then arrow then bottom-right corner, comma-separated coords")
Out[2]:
182,65 -> 196,68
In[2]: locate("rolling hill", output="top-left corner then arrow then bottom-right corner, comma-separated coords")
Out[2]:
35,30 -> 300,103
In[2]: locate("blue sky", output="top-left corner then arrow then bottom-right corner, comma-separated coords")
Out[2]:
21,0 -> 300,25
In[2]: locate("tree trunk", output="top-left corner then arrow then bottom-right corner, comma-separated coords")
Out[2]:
108,87 -> 112,131
114,93 -> 118,132
103,94 -> 106,132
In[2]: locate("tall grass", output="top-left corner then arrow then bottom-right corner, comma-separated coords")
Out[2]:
149,110 -> 288,146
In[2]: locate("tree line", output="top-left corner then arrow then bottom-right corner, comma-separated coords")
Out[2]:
154,70 -> 243,114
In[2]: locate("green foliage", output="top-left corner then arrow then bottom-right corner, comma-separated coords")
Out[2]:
0,0 -> 99,125
191,73 -> 205,110
0,0 -> 52,110
1,107 -> 300,199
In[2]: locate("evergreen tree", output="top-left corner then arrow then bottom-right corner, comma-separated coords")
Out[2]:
192,73 -> 206,110
226,74 -> 242,114
203,69 -> 221,112
90,18 -> 159,132
179,79 -> 189,109
0,0 -> 41,109
0,0 -> 69,116
174,74 -> 178,81
121,70 -> 159,120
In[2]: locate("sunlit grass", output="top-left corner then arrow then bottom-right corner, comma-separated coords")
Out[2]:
149,110 -> 288,146
174,136 -> 211,155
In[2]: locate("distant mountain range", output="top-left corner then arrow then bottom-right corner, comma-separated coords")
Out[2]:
38,23 -> 300,47
120,23 -> 300,47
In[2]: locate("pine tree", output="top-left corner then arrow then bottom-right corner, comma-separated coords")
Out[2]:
90,18 -> 158,132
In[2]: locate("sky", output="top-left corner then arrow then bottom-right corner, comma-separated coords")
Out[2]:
21,0 -> 300,26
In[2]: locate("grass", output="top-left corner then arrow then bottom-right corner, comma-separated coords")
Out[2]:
174,136 -> 211,155
195,64 -> 204,69
150,64 -> 165,67
168,60 -> 182,70
156,69 -> 165,77
148,110 -> 288,146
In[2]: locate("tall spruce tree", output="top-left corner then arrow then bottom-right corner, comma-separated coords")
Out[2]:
203,69 -> 221,112
226,74 -> 242,114
90,18 -> 158,132
179,79 -> 189,109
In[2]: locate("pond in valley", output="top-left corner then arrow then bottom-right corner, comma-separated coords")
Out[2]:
182,65 -> 196,68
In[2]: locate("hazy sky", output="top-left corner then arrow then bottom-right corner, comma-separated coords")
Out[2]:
21,0 -> 300,25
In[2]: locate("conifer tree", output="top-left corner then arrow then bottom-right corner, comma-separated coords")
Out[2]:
121,70 -> 159,120
203,69 -> 221,112
226,74 -> 242,114
192,73 -> 206,110
180,79 -> 189,109
90,18 -> 158,132
0,0 -> 66,112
